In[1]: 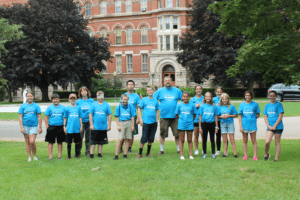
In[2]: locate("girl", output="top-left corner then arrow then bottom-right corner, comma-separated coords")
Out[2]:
216,93 -> 238,158
263,90 -> 284,161
76,86 -> 94,156
175,91 -> 196,160
191,85 -> 204,155
238,91 -> 260,161
213,86 -> 223,155
199,92 -> 218,159
18,91 -> 42,162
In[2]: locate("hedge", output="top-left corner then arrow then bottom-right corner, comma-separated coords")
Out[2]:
56,89 -> 128,98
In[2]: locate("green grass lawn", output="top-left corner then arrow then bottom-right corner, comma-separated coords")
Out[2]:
0,140 -> 299,199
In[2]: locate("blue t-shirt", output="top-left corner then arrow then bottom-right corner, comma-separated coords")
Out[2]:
198,103 -> 217,123
139,97 -> 160,124
76,98 -> 95,123
153,87 -> 182,119
263,102 -> 284,130
45,104 -> 65,126
114,104 -> 135,121
238,101 -> 261,131
216,104 -> 238,123
213,96 -> 221,105
175,102 -> 196,130
89,101 -> 112,131
119,92 -> 140,116
18,102 -> 41,127
191,95 -> 204,123
64,106 -> 82,134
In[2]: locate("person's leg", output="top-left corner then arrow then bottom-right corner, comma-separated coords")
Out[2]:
124,139 -> 129,156
129,116 -> 138,151
170,118 -> 180,152
242,132 -> 248,157
229,134 -> 237,155
179,131 -> 185,157
98,145 -> 103,155
90,145 -> 95,155
159,119 -> 168,153
187,131 -> 193,156
194,127 -> 199,151
264,131 -> 274,157
74,133 -> 81,158
222,134 -> 228,156
216,121 -> 221,152
208,123 -> 215,155
24,134 -> 31,159
274,133 -> 281,161
85,123 -> 91,156
48,143 -> 54,159
138,123 -> 149,157
79,126 -> 85,155
67,143 -> 72,159
115,139 -> 123,156
250,132 -> 258,157
29,134 -> 37,157
202,123 -> 208,155
58,143 -> 62,158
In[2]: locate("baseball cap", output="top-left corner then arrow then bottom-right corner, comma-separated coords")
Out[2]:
69,94 -> 77,99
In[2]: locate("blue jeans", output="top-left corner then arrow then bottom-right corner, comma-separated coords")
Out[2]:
79,122 -> 91,153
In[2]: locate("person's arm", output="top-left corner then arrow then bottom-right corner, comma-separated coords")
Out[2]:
263,115 -> 272,130
19,114 -> 25,134
136,103 -> 139,124
238,114 -> 243,133
138,107 -> 143,126
228,114 -> 238,118
45,115 -> 49,129
89,113 -> 94,131
175,114 -> 179,121
79,118 -> 83,133
37,113 -> 42,134
107,114 -> 112,131
131,116 -> 135,132
156,109 -> 160,122
256,113 -> 260,118
63,118 -> 67,134
199,115 -> 203,133
215,115 -> 219,133
193,114 -> 196,121
116,117 -> 121,131
272,113 -> 283,130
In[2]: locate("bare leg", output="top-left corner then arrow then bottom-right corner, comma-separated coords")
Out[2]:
175,137 -> 179,146
229,134 -> 237,155
264,131 -> 274,157
24,134 -> 31,159
140,142 -> 145,149
58,143 -> 63,158
48,143 -> 53,159
274,133 -> 281,160
124,139 -> 129,155
129,137 -> 134,148
29,134 -> 37,157
98,145 -> 103,154
90,145 -> 95,155
194,127 -> 199,151
179,131 -> 185,157
159,136 -> 165,145
250,132 -> 258,157
187,131 -> 193,156
222,134 -> 228,155
115,139 -> 123,156
242,132 -> 248,157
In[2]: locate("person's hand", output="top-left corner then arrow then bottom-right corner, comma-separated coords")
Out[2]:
90,125 -> 94,131
199,128 -> 203,134
64,127 -> 67,134
240,127 -> 244,133
117,126 -> 122,131
107,125 -> 111,131
140,119 -> 144,126
80,127 -> 83,133
215,128 -> 218,134
195,104 -> 200,108
223,114 -> 229,119
38,127 -> 42,134
269,126 -> 276,131
131,126 -> 134,132
46,125 -> 49,129
136,118 -> 139,125
21,127 -> 25,134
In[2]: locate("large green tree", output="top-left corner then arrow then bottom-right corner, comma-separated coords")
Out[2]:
209,0 -> 300,85
0,0 -> 112,101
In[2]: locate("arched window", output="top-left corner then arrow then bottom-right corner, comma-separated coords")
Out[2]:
116,27 -> 121,45
87,30 -> 92,37
126,27 -> 132,45
116,0 -> 121,13
141,26 -> 147,44
101,1 -> 107,14
76,4 -> 81,15
86,3 -> 91,16
101,28 -> 107,38
126,0 -> 132,12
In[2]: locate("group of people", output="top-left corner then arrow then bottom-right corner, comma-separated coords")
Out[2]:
18,76 -> 284,162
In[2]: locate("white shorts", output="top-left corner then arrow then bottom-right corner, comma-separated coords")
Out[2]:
23,126 -> 38,135
244,130 -> 256,134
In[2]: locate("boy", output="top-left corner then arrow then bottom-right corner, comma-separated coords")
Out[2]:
136,86 -> 159,158
64,93 -> 83,159
89,91 -> 112,158
114,94 -> 135,160
45,93 -> 65,160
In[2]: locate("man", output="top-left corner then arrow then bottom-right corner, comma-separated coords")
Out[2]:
154,76 -> 182,154
119,80 -> 140,153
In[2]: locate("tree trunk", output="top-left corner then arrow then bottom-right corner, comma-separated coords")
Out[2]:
4,84 -> 12,102
248,80 -> 255,99
40,85 -> 49,102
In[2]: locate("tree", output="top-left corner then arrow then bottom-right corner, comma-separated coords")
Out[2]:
0,0 -> 112,101
209,0 -> 300,85
176,0 -> 246,87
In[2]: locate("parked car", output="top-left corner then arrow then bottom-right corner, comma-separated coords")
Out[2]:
267,83 -> 300,102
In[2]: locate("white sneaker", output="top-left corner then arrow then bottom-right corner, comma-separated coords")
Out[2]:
180,156 -> 185,160
28,158 -> 32,162
194,150 -> 199,155
226,151 -> 228,156
33,157 -> 38,161
216,151 -> 221,155
189,156 -> 194,160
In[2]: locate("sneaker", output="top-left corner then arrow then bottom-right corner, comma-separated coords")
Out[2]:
113,156 -> 118,160
75,155 -> 79,158
49,158 -> 54,161
242,155 -> 248,160
85,151 -> 90,157
28,157 -> 32,162
212,154 -> 216,159
253,156 -> 258,161
136,154 -> 142,159
202,151 -> 204,155
226,151 -> 228,156
215,151 -> 221,155
194,150 -> 199,155
128,148 -> 132,154
98,154 -> 102,158
67,157 -> 71,160
146,154 -> 151,157
180,156 -> 185,160
264,154 -> 270,161
33,157 -> 38,161
89,155 -> 94,159
177,151 -> 180,154
189,156 -> 194,160
234,155 -> 238,158
274,159 -> 278,162
202,154 -> 207,159
159,151 -> 164,155
78,152 -> 81,157
58,157 -> 62,159
222,154 -> 227,157
123,155 -> 128,159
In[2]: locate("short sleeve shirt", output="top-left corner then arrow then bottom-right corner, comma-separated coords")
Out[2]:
213,96 -> 221,105
175,102 -> 196,130
263,102 -> 284,130
153,87 -> 182,119
64,106 -> 82,134
191,95 -> 204,123
139,97 -> 160,124
89,101 -> 112,130
238,101 -> 261,131
18,102 -> 41,127
114,104 -> 135,121
76,98 -> 95,123
216,104 -> 238,123
198,103 -> 217,123
119,92 -> 140,116
45,104 -> 65,126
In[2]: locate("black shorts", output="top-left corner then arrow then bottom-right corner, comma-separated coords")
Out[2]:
45,125 -> 65,144
141,122 -> 157,144
90,130 -> 108,145
66,133 -> 81,144
194,123 -> 199,127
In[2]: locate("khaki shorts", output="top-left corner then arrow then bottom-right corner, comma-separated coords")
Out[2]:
119,120 -> 133,139
160,118 -> 179,139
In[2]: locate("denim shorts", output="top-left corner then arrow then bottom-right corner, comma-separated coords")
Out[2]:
220,122 -> 235,134
244,130 -> 256,134
23,126 -> 38,135
267,128 -> 283,134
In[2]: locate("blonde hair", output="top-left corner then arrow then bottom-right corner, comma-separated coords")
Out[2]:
203,92 -> 214,106
218,93 -> 231,108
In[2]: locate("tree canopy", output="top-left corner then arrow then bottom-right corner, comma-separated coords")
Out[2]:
209,0 -> 300,85
0,0 -> 112,101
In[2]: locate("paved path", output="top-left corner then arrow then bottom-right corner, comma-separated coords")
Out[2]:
1,117 -> 299,141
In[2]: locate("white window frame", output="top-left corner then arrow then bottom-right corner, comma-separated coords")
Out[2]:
102,61 -> 107,73
166,0 -> 172,8
141,26 -> 147,44
101,1 -> 107,14
174,35 -> 179,51
116,0 -> 121,13
126,27 -> 132,45
165,17 -> 170,29
126,0 -> 132,12
76,4 -> 81,15
116,55 -> 122,74
141,0 -> 147,11
101,28 -> 107,38
86,3 -> 91,16
126,55 -> 133,73
165,35 -> 170,51
173,17 -> 178,29
116,27 -> 121,45
141,54 -> 148,72
158,0 -> 162,8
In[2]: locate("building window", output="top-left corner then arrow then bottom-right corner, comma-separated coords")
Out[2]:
87,30 -> 92,37
174,35 -> 178,51
13,89 -> 18,96
76,4 -> 81,15
160,36 -> 163,51
101,1 -> 107,14
63,84 -> 68,91
173,17 -> 178,29
159,18 -> 163,30
116,0 -> 121,13
116,55 -> 122,73
165,36 -> 170,51
176,0 -> 180,7
158,0 -> 162,8
126,0 -> 132,12
127,55 -> 133,73
141,0 -> 147,11
165,17 -> 170,29
101,28 -> 107,38
166,0 -> 172,8
116,27 -> 121,45
102,61 -> 107,73
86,3 -> 91,16
142,83 -> 148,88
142,54 -> 148,72
53,84 -> 58,91
126,27 -> 132,45
141,26 -> 147,44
